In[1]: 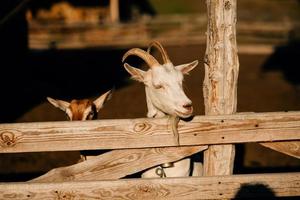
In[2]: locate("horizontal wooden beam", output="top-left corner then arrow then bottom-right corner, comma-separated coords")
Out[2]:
28,15 -> 291,50
1,172 -> 299,199
0,111 -> 300,153
30,146 -> 207,182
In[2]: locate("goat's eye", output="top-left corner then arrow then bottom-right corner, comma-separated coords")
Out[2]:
89,111 -> 94,116
154,84 -> 164,90
87,111 -> 94,119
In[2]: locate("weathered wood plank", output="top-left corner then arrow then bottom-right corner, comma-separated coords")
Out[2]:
203,0 -> 238,178
260,141 -> 300,158
1,173 -> 299,199
30,146 -> 207,182
0,112 -> 300,153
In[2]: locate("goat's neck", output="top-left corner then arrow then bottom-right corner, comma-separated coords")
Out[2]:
145,87 -> 165,118
145,87 -> 180,150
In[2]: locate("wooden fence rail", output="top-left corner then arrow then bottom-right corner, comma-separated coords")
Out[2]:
29,146 -> 208,182
1,172 -> 299,199
1,111 -> 300,153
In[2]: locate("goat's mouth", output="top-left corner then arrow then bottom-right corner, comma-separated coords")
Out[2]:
175,107 -> 193,118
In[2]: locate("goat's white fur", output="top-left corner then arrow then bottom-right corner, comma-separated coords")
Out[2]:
141,159 -> 203,178
124,61 -> 198,119
123,41 -> 201,177
141,158 -> 190,178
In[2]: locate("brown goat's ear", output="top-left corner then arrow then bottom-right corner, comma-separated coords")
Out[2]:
93,90 -> 113,112
47,97 -> 70,112
124,63 -> 146,82
175,60 -> 198,75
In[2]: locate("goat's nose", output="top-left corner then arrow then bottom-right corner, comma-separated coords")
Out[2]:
183,103 -> 193,111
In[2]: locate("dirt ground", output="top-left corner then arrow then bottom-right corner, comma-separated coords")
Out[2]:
0,42 -> 299,181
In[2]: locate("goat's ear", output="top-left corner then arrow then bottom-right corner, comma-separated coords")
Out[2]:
93,89 -> 113,112
47,97 -> 70,112
175,60 -> 198,75
124,63 -> 146,82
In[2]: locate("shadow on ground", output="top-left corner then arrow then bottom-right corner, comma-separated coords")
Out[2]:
262,28 -> 300,89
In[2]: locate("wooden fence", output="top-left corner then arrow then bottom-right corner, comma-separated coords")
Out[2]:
0,0 -> 299,199
0,111 -> 299,199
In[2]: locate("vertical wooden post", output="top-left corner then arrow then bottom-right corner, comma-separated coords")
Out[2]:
203,0 -> 239,176
109,0 -> 119,23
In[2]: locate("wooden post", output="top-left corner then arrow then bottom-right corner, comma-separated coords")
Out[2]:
203,0 -> 239,176
109,0 -> 119,23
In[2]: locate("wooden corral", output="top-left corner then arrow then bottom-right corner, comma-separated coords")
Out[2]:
0,0 -> 299,199
0,113 -> 299,198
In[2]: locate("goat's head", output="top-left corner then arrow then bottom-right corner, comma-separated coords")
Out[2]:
122,41 -> 198,118
47,90 -> 112,121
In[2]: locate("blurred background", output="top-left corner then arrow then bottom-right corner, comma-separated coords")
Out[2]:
0,0 -> 299,181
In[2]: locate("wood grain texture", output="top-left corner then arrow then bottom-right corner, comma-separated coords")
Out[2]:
0,112 -> 300,153
30,146 -> 207,182
1,173 -> 299,199
203,0 -> 239,176
260,141 -> 300,158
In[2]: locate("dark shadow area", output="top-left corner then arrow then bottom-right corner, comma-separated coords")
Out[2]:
233,144 -> 246,174
262,28 -> 300,89
1,0 -> 29,123
234,144 -> 299,175
0,47 -> 139,122
234,183 -> 275,199
234,183 -> 299,199
0,172 -> 43,182
238,166 -> 300,174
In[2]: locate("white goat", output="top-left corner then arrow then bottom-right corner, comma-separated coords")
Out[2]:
122,41 -> 200,178
47,90 -> 112,161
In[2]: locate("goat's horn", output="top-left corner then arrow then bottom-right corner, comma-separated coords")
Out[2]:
122,48 -> 160,68
147,41 -> 171,64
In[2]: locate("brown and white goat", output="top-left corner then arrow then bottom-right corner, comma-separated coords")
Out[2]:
123,41 -> 201,178
47,90 -> 112,161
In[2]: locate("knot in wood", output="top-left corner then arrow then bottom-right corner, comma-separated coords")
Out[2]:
133,122 -> 151,133
225,1 -> 231,10
209,71 -> 222,82
54,191 -> 76,200
0,131 -> 17,147
204,54 -> 209,65
139,185 -> 152,193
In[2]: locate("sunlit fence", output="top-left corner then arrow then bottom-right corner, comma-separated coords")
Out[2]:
0,111 -> 299,199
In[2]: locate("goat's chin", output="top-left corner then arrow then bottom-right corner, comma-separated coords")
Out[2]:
174,109 -> 193,118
